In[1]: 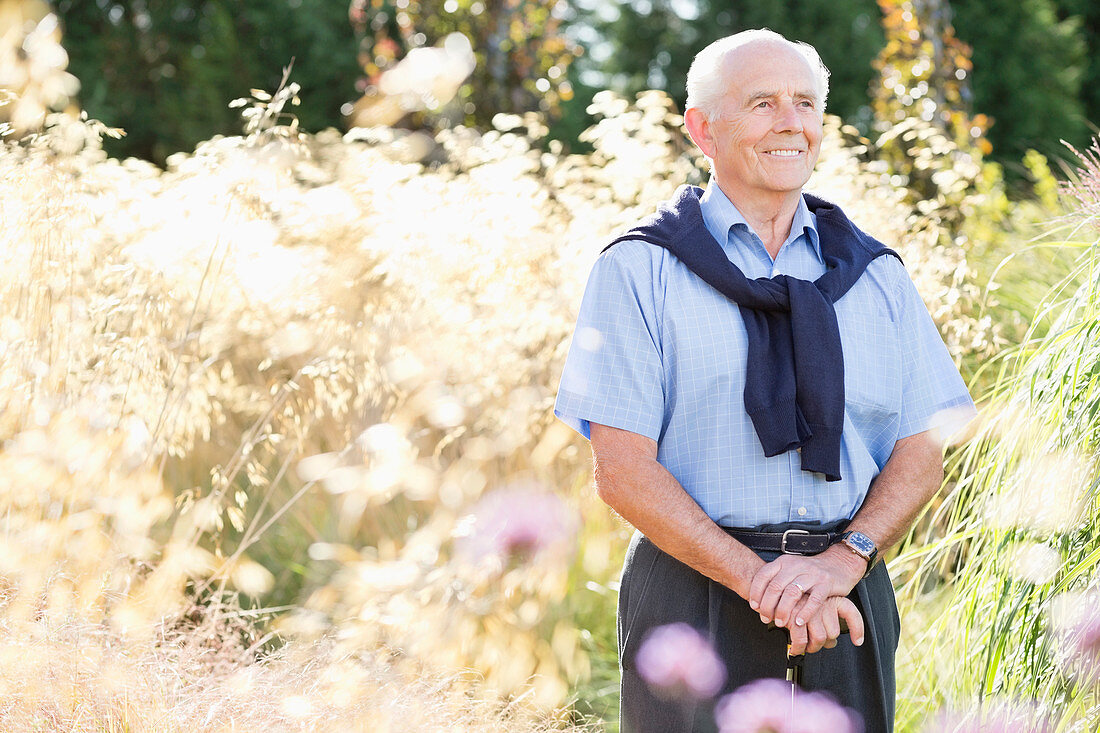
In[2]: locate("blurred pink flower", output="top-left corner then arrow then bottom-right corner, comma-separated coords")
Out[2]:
635,623 -> 727,701
715,679 -> 861,733
458,484 -> 577,562
1051,591 -> 1100,681
1067,612 -> 1100,674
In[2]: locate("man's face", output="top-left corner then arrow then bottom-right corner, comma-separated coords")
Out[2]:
704,41 -> 824,203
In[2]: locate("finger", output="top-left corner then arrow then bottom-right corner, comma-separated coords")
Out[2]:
758,572 -> 798,625
787,622 -> 809,657
821,599 -> 842,641
793,586 -> 827,628
806,614 -> 826,654
819,606 -> 840,650
837,599 -> 865,647
804,597 -> 845,653
773,581 -> 809,628
748,559 -> 784,613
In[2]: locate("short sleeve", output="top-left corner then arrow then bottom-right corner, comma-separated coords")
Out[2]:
554,242 -> 666,441
895,273 -> 977,440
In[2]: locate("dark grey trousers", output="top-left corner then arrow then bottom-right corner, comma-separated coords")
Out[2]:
618,527 -> 900,733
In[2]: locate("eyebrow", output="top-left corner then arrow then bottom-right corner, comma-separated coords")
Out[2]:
746,89 -> 819,105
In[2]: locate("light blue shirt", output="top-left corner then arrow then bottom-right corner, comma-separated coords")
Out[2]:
555,181 -> 976,527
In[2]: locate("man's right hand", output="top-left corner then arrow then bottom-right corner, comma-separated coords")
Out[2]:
748,547 -> 866,631
785,596 -> 865,656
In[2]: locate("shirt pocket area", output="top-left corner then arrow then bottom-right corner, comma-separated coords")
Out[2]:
839,303 -> 902,438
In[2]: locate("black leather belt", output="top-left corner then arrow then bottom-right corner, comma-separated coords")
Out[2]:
723,527 -> 841,555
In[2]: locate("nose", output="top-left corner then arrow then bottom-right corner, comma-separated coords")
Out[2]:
773,99 -> 804,133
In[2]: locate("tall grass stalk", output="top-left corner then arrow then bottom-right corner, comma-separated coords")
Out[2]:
893,145 -> 1100,731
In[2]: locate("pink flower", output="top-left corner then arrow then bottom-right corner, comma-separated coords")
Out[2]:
1051,592 -> 1100,681
715,679 -> 861,733
1067,613 -> 1100,675
635,623 -> 727,701
458,484 -> 577,562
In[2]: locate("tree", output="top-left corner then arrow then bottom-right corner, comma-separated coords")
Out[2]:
55,0 -> 361,163
950,0 -> 1087,164
871,0 -> 987,150
569,0 -> 885,130
1052,0 -> 1100,142
348,0 -> 578,128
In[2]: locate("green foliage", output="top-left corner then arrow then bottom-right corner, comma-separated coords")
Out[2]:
893,240 -> 1100,729
951,0 -> 1089,166
568,0 -> 1100,177
55,0 -> 361,164
349,0 -> 578,127
571,0 -> 884,129
37,0 -> 1100,175
1055,0 -> 1100,141
865,0 -> 1080,387
871,0 -> 988,153
882,144 -> 1100,730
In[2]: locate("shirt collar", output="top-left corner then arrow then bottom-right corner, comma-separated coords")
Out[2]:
699,178 -> 821,263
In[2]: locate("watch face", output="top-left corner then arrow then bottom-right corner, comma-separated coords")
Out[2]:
845,532 -> 876,558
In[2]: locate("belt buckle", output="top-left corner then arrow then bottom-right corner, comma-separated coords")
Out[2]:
780,528 -> 811,554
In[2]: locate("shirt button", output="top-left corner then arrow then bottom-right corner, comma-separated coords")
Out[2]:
797,507 -> 807,516
770,266 -> 780,277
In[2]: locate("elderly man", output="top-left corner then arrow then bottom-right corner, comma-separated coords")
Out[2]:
555,29 -> 975,732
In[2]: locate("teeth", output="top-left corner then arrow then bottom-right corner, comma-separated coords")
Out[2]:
767,150 -> 802,157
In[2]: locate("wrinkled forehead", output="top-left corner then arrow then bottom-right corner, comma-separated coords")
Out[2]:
719,39 -> 822,101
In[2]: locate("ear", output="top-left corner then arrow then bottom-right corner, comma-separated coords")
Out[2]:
684,107 -> 717,159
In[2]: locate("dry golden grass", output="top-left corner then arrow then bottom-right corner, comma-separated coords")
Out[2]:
6,5 -> 1092,730
0,608 -> 593,732
0,25 -> 1038,725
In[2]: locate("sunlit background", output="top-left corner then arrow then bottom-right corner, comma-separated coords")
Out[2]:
2,0 -> 1100,730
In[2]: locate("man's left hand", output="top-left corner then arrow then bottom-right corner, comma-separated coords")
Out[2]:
748,546 -> 867,630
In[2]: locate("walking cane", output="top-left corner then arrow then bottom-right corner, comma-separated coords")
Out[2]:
786,636 -> 804,723
781,619 -> 849,721
764,621 -> 807,721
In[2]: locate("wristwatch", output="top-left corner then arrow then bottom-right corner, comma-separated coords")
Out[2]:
838,531 -> 878,578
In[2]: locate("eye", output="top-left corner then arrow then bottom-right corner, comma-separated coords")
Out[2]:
755,100 -> 771,110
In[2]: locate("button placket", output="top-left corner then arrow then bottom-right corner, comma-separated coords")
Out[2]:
787,449 -> 801,522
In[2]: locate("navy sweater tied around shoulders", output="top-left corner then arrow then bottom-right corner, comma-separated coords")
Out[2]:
605,185 -> 900,482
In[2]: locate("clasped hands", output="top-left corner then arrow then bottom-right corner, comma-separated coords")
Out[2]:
747,550 -> 867,656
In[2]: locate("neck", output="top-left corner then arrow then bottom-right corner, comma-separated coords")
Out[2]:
713,179 -> 803,260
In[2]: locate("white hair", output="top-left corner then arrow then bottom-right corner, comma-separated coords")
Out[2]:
685,29 -> 830,120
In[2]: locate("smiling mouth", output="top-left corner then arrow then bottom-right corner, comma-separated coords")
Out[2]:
765,149 -> 804,157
